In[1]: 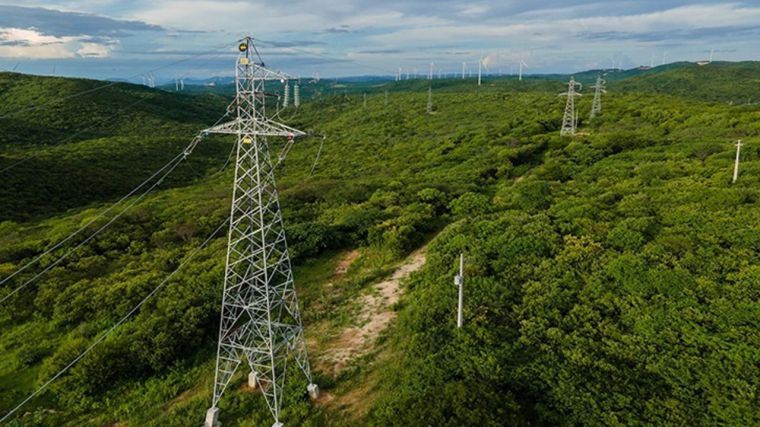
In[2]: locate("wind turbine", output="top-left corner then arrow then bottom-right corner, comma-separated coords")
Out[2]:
518,55 -> 528,81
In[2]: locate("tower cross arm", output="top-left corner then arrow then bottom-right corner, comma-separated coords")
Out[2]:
202,118 -> 307,138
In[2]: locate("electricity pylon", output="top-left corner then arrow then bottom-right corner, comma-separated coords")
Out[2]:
559,77 -> 582,136
283,82 -> 290,108
203,36 -> 317,427
589,75 -> 606,120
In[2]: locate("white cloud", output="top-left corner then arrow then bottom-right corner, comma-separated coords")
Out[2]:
76,42 -> 110,57
0,27 -> 113,59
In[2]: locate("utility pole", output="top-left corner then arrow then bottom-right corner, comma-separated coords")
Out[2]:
559,77 -> 582,136
454,253 -> 464,328
202,36 -> 317,427
589,75 -> 606,120
363,92 -> 367,108
733,139 -> 743,184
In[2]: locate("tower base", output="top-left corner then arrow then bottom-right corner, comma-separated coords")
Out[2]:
307,383 -> 319,400
204,407 -> 220,427
248,372 -> 258,389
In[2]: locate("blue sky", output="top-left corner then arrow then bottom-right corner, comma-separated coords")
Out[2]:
0,1 -> 759,82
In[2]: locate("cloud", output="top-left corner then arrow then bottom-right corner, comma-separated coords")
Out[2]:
0,27 -> 115,59
321,25 -> 353,34
0,5 -> 164,37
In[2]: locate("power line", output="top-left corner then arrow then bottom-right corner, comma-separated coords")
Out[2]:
0,217 -> 230,424
0,153 -> 185,305
0,109 -> 235,304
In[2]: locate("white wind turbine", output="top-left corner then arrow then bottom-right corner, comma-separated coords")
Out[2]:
518,54 -> 528,81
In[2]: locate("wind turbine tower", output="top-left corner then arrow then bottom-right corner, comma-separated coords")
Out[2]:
559,77 -> 582,136
519,55 -> 528,81
203,36 -> 317,427
589,75 -> 606,120
478,54 -> 483,86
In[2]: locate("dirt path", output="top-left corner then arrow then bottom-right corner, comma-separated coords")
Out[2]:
318,247 -> 427,376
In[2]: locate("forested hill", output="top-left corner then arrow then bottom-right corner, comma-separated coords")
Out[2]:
610,61 -> 760,103
0,73 -> 231,220
1,72 -> 759,427
0,72 -> 228,148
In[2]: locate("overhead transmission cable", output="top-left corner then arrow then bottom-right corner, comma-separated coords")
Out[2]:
0,217 -> 230,424
0,109 -> 233,304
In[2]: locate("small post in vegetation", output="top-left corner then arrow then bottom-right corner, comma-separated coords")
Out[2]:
363,92 -> 367,108
454,253 -> 464,328
733,139 -> 743,184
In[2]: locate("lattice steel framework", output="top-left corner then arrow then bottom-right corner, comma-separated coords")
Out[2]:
559,77 -> 582,136
589,75 -> 606,120
204,36 -> 316,427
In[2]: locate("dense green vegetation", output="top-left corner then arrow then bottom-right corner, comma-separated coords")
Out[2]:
1,65 -> 759,426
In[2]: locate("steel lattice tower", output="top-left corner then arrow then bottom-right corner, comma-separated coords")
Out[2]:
589,75 -> 606,120
203,36 -> 317,427
559,77 -> 582,136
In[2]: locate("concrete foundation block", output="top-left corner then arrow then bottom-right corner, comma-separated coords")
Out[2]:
248,372 -> 258,389
204,407 -> 220,427
307,383 -> 319,400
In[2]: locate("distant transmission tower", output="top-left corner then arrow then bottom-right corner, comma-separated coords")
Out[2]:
559,77 -> 582,136
294,81 -> 300,108
283,82 -> 290,108
589,75 -> 606,120
203,36 -> 317,427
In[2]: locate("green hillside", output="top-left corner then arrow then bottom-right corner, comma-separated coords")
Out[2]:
611,61 -> 760,104
0,73 -> 759,427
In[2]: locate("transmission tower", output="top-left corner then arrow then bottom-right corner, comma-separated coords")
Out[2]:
589,75 -> 606,120
559,77 -> 582,136
283,82 -> 290,108
203,36 -> 317,427
294,81 -> 300,108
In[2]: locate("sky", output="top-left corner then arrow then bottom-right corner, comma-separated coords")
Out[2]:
0,1 -> 759,82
